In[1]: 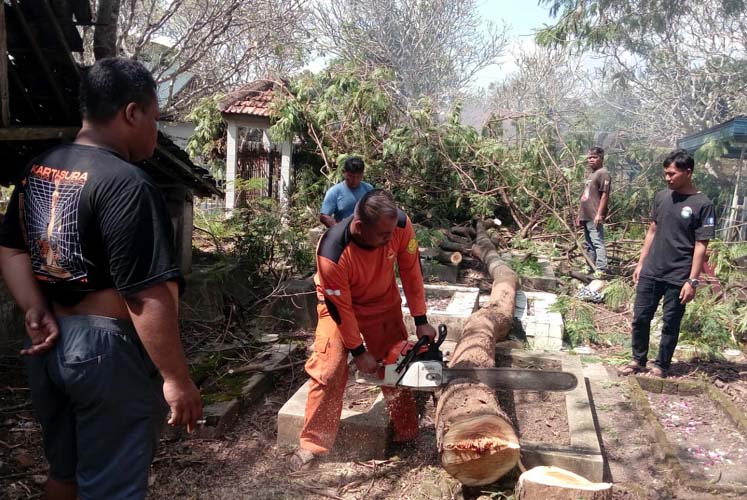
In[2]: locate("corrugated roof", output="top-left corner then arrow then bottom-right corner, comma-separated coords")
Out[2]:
678,116 -> 747,159
219,80 -> 277,116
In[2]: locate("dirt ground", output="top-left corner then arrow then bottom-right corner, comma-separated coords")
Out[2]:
3,341 -> 747,499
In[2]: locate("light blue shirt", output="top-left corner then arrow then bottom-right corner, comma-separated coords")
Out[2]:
321,181 -> 374,221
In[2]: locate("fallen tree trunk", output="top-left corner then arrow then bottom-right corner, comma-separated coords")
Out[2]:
435,221 -> 520,485
440,229 -> 473,246
515,466 -> 612,500
450,225 -> 476,239
439,239 -> 469,253
420,247 -> 463,266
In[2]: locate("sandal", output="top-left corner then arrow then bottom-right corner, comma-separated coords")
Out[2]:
617,361 -> 645,376
288,448 -> 318,471
646,363 -> 667,378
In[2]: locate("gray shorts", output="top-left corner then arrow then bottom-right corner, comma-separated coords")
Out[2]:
25,315 -> 168,500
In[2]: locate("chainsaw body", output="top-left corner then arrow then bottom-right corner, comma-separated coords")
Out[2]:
357,324 -> 578,392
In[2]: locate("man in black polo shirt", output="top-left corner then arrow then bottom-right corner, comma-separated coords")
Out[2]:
619,150 -> 715,378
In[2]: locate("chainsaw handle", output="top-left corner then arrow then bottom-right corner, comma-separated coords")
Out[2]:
396,335 -> 429,374
435,324 -> 447,347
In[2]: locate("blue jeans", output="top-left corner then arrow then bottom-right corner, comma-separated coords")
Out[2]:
631,276 -> 687,370
26,315 -> 168,500
583,220 -> 607,272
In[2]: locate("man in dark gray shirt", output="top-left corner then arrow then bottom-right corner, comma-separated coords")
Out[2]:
619,150 -> 715,378
577,147 -> 611,274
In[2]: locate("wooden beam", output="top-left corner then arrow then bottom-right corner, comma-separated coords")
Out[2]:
154,144 -> 222,197
0,3 -> 9,127
0,126 -> 78,140
41,0 -> 81,78
8,63 -> 42,123
10,0 -> 76,123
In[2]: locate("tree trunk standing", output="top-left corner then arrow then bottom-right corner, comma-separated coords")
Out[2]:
94,0 -> 121,60
435,221 -> 520,485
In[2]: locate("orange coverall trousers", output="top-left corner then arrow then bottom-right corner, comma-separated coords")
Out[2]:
298,304 -> 419,455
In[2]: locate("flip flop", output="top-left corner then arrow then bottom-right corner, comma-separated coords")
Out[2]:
617,361 -> 645,376
646,363 -> 667,378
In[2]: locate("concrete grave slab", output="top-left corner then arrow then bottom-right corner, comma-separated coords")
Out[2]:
277,380 -> 391,461
193,343 -> 298,439
400,283 -> 480,339
521,258 -> 561,292
500,349 -> 605,482
514,290 -> 564,351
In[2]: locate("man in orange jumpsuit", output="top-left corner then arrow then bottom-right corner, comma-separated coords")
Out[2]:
290,189 -> 436,469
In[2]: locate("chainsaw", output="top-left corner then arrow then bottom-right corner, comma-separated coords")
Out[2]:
356,325 -> 578,392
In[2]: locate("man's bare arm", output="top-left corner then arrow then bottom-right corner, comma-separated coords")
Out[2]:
0,247 -> 59,355
595,191 -> 610,226
320,214 -> 336,228
125,280 -> 202,432
680,240 -> 709,304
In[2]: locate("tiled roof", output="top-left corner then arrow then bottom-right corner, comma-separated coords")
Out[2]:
219,80 -> 277,116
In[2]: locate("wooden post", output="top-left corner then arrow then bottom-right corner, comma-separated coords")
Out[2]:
0,2 -> 9,127
225,120 -> 238,217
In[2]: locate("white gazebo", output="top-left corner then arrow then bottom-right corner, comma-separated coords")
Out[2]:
219,80 -> 292,213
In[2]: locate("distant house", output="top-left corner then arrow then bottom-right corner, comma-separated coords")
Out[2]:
219,80 -> 293,212
679,116 -> 747,241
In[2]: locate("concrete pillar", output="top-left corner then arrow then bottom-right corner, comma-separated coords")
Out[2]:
225,120 -> 238,216
280,140 -> 292,209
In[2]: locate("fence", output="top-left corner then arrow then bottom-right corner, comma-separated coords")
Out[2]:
719,195 -> 747,242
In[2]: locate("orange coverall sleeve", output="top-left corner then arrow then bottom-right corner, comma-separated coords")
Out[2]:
316,256 -> 364,350
397,216 -> 427,318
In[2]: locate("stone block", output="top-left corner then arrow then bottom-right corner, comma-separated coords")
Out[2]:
514,291 -> 564,351
180,264 -> 228,324
261,278 -> 318,329
277,380 -> 390,461
420,260 -> 458,283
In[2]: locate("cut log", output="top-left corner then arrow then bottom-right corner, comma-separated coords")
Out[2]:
436,221 -> 520,485
515,466 -> 612,500
439,239 -> 469,254
440,229 -> 473,246
450,225 -> 476,239
420,247 -> 463,266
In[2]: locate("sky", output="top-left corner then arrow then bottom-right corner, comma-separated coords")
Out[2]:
472,0 -> 554,89
304,1 -> 555,87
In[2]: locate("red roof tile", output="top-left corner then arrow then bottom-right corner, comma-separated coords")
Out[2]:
219,80 -> 277,116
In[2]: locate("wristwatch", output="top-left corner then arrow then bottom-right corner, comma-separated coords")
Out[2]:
686,278 -> 699,288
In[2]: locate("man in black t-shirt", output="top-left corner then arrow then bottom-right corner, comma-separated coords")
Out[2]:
0,58 -> 202,500
619,150 -> 715,378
